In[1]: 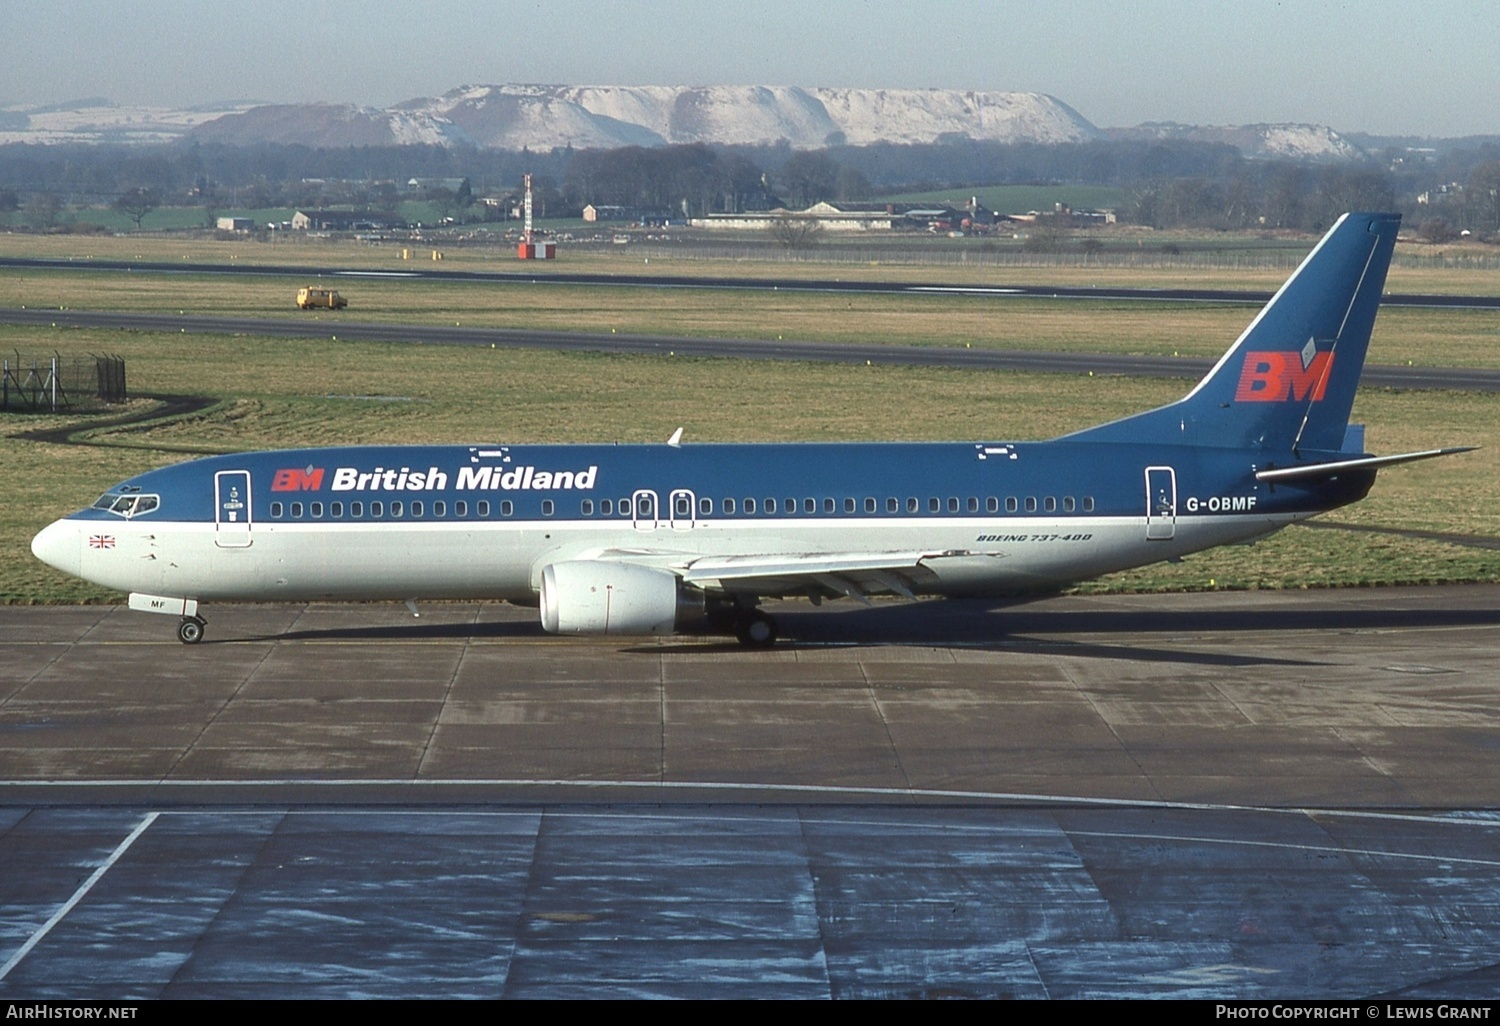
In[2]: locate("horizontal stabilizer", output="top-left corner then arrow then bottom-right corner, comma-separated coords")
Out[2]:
1255,447 -> 1475,484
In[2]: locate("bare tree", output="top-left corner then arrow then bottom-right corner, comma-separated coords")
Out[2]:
768,214 -> 823,249
113,187 -> 160,230
28,192 -> 63,229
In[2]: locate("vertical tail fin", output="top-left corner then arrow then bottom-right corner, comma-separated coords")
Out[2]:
1063,212 -> 1400,453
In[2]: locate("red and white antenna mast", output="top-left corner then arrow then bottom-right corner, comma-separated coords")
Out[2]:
516,172 -> 554,259
522,173 -> 534,244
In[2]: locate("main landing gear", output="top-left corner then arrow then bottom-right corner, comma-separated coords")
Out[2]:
177,615 -> 207,645
732,610 -> 778,648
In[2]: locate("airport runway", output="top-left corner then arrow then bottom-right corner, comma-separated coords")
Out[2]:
5,307 -> 1497,391
3,585 -> 1500,997
3,253 -> 1499,310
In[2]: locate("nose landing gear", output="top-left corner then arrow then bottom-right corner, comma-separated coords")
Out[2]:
177,615 -> 207,644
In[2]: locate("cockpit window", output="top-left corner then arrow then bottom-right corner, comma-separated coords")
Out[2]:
94,493 -> 161,518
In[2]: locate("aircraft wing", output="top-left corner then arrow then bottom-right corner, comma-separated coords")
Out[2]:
588,548 -> 970,602
1255,447 -> 1475,484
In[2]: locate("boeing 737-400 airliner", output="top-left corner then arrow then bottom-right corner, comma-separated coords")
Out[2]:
31,213 -> 1471,645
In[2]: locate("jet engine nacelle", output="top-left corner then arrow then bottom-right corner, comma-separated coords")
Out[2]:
539,560 -> 703,635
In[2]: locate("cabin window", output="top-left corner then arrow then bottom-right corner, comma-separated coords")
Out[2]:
619,498 -> 631,516
986,497 -> 998,513
411,501 -> 423,518
700,497 -> 713,516
948,497 -> 960,513
390,501 -> 403,518
370,501 -> 384,517
865,498 -> 876,514
310,502 -> 323,518
1083,496 -> 1095,512
541,500 -> 554,516
929,497 -> 940,513
581,499 -> 594,515
351,501 -> 363,517
1044,496 -> 1057,512
844,498 -> 856,514
477,500 -> 489,517
1006,497 -> 1018,513
1024,497 -> 1037,513
785,498 -> 796,514
907,497 -> 918,513
723,498 -> 736,514
764,498 -> 776,514
270,502 -> 284,518
968,497 -> 979,513
804,498 -> 815,514
331,502 -> 344,517
600,499 -> 611,516
1063,496 -> 1075,512
500,500 -> 513,517
745,498 -> 757,514
291,502 -> 304,518
676,495 -> 691,517
454,500 -> 466,517
887,498 -> 898,513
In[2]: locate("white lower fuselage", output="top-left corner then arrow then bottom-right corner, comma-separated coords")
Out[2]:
47,512 -> 1298,604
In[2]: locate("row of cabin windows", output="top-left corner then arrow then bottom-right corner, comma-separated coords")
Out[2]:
271,499 -> 515,519
268,494 -> 1096,520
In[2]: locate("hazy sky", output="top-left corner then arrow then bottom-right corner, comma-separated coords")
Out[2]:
3,0 -> 1494,136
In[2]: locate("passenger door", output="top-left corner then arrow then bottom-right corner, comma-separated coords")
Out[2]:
215,470 -> 253,548
1145,466 -> 1176,540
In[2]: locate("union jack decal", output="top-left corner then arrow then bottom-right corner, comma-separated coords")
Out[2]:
88,535 -> 115,549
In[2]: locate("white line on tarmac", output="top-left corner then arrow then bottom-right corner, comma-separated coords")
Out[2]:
0,812 -> 159,982
2,778 -> 1499,830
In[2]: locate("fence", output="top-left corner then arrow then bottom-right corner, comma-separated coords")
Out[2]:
1,352 -> 126,412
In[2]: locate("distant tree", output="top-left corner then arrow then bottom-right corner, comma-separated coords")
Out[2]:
430,187 -> 458,221
768,214 -> 823,249
0,189 -> 17,225
1419,218 -> 1457,244
1466,160 -> 1500,232
777,151 -> 839,208
1021,221 -> 1067,253
834,165 -> 871,203
28,192 -> 63,229
113,186 -> 159,229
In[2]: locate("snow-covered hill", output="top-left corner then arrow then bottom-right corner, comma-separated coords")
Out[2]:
0,99 -> 254,145
178,84 -> 1101,151
1106,122 -> 1362,162
0,88 -> 1366,161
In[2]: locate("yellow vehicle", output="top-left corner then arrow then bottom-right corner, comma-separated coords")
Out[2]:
296,286 -> 348,310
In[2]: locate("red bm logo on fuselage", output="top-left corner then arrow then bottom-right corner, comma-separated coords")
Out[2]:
271,467 -> 325,491
1234,351 -> 1334,402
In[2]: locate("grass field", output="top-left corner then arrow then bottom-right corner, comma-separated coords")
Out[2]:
5,264 -> 1500,369
3,231 -> 1498,606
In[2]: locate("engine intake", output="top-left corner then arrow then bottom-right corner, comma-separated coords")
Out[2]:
539,561 -> 705,636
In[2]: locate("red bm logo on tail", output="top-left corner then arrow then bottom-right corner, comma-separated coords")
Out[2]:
271,467 -> 325,491
1234,351 -> 1334,402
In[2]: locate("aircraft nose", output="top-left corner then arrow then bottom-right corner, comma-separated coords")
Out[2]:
31,520 -> 80,577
